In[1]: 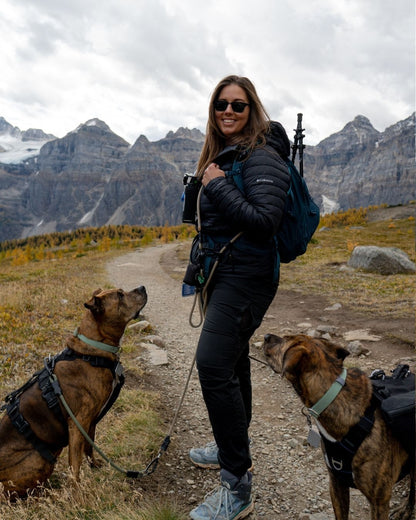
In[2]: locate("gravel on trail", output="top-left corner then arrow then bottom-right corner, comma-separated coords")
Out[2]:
107,243 -> 414,520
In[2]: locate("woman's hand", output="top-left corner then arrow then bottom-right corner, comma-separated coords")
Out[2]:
202,163 -> 225,186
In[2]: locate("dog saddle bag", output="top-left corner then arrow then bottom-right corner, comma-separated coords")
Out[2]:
370,364 -> 415,454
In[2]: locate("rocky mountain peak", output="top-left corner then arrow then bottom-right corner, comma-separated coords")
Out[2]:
22,128 -> 56,141
165,127 -> 205,141
72,118 -> 114,135
0,116 -> 21,137
317,114 -> 380,152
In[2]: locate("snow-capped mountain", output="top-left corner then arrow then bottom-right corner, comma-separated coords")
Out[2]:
0,117 -> 56,164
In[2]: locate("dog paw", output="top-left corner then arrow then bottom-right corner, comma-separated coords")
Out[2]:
87,457 -> 103,469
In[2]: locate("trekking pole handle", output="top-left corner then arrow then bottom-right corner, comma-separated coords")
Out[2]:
292,113 -> 305,177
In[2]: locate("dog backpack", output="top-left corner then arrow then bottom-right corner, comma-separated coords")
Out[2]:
228,120 -> 320,263
370,364 -> 415,455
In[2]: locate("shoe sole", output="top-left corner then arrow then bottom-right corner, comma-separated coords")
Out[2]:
190,459 -> 255,473
189,499 -> 254,520
190,459 -> 221,469
233,500 -> 255,519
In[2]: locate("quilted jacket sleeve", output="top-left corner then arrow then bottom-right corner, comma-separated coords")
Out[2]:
202,146 -> 290,241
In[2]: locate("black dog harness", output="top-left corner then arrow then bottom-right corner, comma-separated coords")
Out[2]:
1,347 -> 124,463
320,396 -> 377,488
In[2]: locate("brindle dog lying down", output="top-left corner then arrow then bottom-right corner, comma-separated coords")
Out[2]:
263,333 -> 414,520
0,286 -> 147,497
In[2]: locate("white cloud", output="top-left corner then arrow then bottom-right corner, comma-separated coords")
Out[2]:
1,0 -> 414,145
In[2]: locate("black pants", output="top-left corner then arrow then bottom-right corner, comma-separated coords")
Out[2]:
196,253 -> 278,477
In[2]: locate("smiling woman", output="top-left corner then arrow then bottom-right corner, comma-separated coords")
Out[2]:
186,75 -> 292,520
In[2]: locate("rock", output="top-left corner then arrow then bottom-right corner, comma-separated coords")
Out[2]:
144,334 -> 166,348
306,329 -> 320,338
297,322 -> 313,329
140,343 -> 169,366
129,320 -> 152,332
316,325 -> 338,334
347,246 -> 416,275
344,329 -> 381,342
324,303 -> 342,311
347,341 -> 370,357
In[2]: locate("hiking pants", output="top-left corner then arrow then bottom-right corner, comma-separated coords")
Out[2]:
196,252 -> 278,478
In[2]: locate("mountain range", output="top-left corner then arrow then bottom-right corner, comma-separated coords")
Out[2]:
0,113 -> 414,243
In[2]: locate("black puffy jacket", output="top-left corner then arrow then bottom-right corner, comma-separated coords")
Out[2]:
199,123 -> 291,245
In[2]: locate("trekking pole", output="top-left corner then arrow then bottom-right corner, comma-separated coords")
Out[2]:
291,113 -> 305,177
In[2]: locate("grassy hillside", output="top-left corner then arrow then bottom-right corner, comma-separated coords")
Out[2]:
0,205 -> 414,518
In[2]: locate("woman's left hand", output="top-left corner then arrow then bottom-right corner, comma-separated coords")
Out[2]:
202,163 -> 225,186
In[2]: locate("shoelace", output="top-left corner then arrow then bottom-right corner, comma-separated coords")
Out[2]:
203,441 -> 218,453
202,484 -> 237,519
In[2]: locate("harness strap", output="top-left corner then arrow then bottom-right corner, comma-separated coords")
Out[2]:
1,370 -> 42,412
321,396 -> 377,488
6,398 -> 58,464
54,347 -> 120,377
38,367 -> 63,417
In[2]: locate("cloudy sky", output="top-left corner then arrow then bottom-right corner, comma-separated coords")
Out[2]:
1,0 -> 414,145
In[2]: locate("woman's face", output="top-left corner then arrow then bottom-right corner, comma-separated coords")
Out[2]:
214,84 -> 250,142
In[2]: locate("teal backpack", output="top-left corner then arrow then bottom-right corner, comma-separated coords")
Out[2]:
228,116 -> 320,263
276,157 -> 320,263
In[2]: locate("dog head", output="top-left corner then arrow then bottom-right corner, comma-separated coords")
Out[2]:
84,286 -> 147,336
263,333 -> 349,397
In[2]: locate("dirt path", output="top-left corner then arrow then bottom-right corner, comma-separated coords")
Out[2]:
106,243 -> 414,520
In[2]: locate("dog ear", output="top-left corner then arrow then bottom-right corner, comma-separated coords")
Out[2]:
281,344 -> 308,378
335,346 -> 350,360
84,295 -> 104,315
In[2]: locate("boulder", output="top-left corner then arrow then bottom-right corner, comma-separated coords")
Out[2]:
348,246 -> 415,275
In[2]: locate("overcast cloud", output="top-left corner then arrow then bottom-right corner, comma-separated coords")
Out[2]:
1,0 -> 414,145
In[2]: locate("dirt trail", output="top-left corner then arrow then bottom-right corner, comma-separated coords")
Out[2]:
106,243 -> 414,519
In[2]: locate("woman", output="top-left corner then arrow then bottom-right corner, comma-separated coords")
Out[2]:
188,75 -> 291,520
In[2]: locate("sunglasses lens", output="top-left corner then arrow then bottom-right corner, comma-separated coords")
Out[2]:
214,100 -> 228,111
231,102 -> 247,113
214,100 -> 249,113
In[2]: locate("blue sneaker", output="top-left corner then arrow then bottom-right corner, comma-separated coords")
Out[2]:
189,440 -> 220,469
189,470 -> 254,520
190,440 -> 253,470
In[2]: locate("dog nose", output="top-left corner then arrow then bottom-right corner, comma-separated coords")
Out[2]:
135,286 -> 147,296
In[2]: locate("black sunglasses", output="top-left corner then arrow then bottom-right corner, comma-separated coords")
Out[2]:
214,100 -> 250,113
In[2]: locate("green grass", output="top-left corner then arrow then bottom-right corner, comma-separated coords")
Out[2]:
279,213 -> 415,317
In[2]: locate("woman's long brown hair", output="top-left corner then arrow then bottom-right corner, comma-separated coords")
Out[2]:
196,75 -> 271,177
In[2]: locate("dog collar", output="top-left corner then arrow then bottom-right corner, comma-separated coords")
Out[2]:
308,368 -> 347,419
73,328 -> 119,354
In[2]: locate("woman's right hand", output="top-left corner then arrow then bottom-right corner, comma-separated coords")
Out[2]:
202,163 -> 225,186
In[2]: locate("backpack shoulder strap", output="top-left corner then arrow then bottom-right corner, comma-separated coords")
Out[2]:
224,155 -> 245,193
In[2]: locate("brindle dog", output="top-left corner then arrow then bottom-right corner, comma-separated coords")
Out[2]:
0,286 -> 147,497
263,333 -> 414,520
